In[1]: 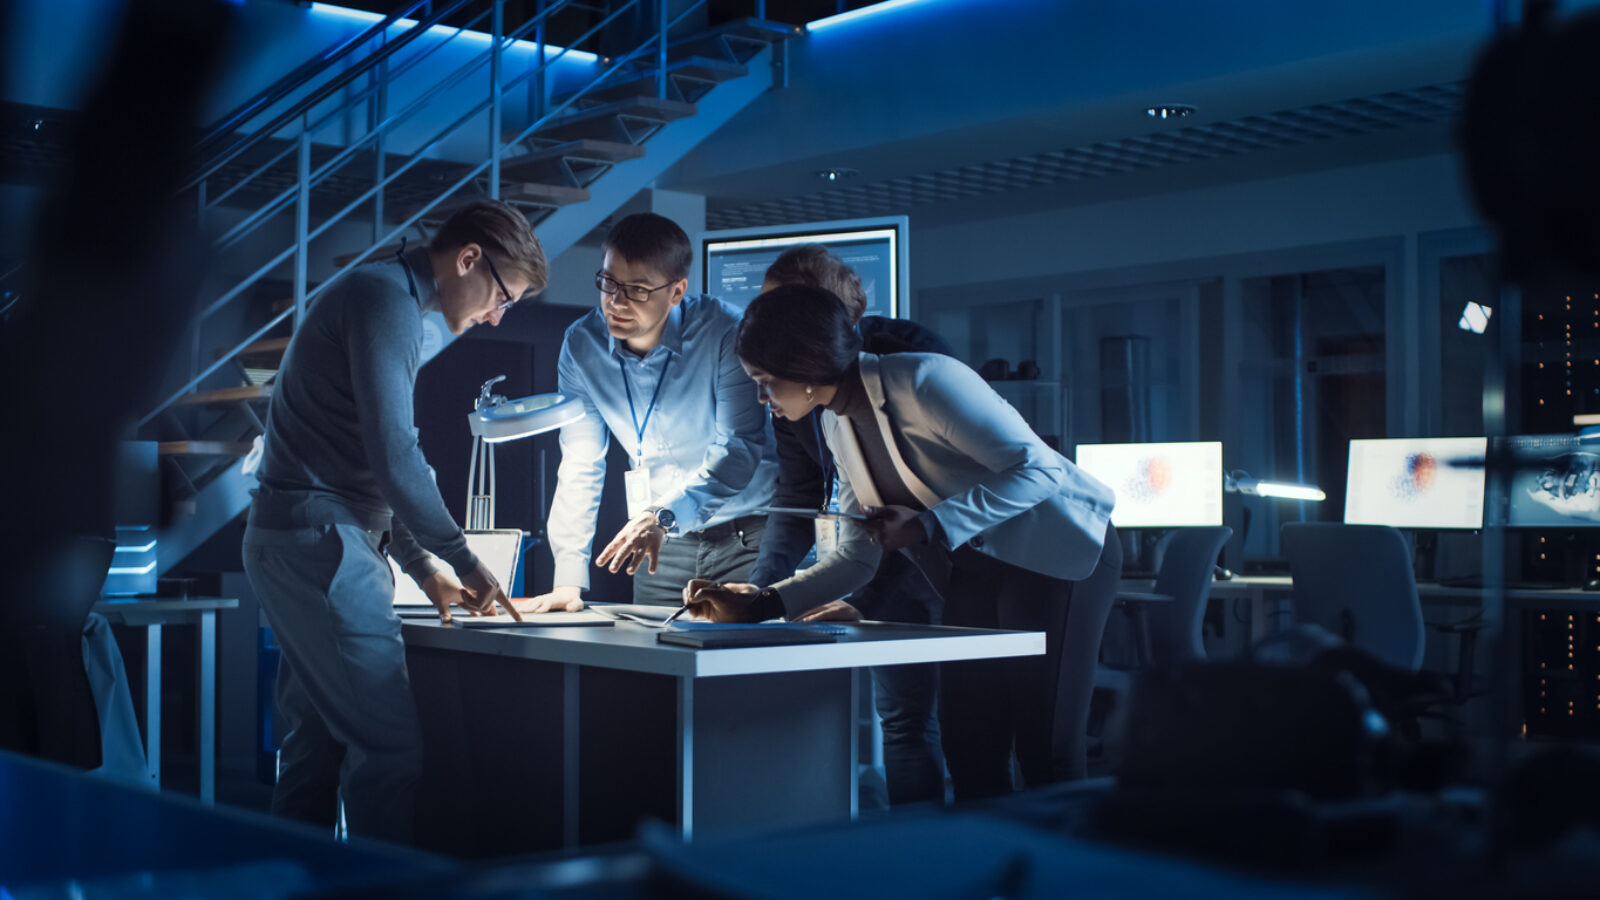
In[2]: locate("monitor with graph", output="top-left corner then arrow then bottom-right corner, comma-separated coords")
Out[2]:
390,529 -> 522,606
1344,437 -> 1487,529
699,216 -> 909,318
1073,441 -> 1223,528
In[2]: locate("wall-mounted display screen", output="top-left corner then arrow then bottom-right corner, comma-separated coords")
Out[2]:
700,216 -> 909,318
1074,441 -> 1223,527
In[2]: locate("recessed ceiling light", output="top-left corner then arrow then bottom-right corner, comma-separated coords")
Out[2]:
1146,104 -> 1196,120
815,167 -> 859,183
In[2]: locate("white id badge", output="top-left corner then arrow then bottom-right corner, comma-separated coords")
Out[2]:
815,516 -> 840,556
624,467 -> 653,519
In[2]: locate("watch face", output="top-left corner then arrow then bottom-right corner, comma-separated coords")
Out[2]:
656,509 -> 676,529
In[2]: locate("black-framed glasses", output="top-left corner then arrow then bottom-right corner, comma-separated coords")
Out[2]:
595,270 -> 674,304
482,253 -> 517,313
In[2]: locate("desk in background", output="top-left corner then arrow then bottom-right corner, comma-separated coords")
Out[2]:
94,597 -> 237,802
402,618 -> 1042,858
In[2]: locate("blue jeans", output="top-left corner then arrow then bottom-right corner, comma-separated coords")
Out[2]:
243,521 -> 421,845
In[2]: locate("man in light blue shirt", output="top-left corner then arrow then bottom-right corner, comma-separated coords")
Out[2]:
522,213 -> 777,607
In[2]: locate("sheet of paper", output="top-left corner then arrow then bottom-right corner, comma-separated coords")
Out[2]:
442,611 -> 614,627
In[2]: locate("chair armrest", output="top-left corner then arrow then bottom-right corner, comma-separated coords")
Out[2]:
1116,592 -> 1176,605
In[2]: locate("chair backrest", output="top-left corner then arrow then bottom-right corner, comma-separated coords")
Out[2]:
1148,526 -> 1233,662
1280,522 -> 1424,671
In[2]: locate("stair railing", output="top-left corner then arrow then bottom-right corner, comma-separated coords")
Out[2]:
140,0 -> 754,430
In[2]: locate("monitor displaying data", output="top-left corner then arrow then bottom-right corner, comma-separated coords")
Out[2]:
1493,433 -> 1600,527
1344,437 -> 1486,529
700,216 -> 909,318
390,529 -> 522,606
1074,441 -> 1223,527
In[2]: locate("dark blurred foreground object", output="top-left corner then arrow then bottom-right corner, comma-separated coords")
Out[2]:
0,0 -> 234,765
1459,1 -> 1600,281
1092,660 -> 1470,868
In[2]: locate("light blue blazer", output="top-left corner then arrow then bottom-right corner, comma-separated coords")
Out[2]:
774,352 -> 1116,614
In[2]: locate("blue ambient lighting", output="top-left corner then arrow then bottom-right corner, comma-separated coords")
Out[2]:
807,0 -> 943,32
108,561 -> 158,576
1459,301 -> 1493,334
113,541 -> 158,554
309,3 -> 599,61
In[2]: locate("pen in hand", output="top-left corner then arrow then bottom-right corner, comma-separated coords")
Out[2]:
661,604 -> 691,627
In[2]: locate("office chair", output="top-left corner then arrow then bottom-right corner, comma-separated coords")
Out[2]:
1092,526 -> 1232,766
1280,522 -> 1483,717
1280,523 -> 1425,670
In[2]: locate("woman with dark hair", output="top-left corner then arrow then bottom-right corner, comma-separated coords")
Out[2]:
689,283 -> 1121,798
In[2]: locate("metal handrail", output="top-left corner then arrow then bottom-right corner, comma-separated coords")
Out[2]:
205,5 -> 497,214
208,1 -> 561,261
185,0 -> 476,193
142,0 -> 764,428
195,0 -> 432,159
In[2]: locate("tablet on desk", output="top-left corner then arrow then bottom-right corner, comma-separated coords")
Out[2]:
410,610 -> 614,627
657,625 -> 843,649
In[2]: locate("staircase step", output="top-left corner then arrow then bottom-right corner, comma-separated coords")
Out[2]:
268,294 -> 321,316
665,17 -> 798,63
217,337 -> 291,360
524,96 -> 696,144
159,441 -> 255,458
411,182 -> 590,222
500,139 -> 647,183
588,56 -> 747,104
175,385 -> 273,408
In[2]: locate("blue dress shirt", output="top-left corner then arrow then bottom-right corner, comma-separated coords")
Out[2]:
547,295 -> 777,590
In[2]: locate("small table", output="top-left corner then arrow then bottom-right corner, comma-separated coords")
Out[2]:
402,618 -> 1043,857
93,597 -> 237,803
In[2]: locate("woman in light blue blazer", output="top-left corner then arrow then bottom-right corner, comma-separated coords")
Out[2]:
687,284 -> 1122,798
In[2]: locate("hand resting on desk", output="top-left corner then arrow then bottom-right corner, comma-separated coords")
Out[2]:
514,584 -> 585,615
683,580 -> 862,624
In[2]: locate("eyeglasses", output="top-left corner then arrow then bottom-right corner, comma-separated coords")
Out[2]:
596,270 -> 674,304
482,253 -> 517,313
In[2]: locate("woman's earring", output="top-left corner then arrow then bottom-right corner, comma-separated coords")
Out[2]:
805,385 -> 814,401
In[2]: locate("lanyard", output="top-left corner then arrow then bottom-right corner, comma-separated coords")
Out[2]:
811,408 -> 837,510
619,354 -> 671,462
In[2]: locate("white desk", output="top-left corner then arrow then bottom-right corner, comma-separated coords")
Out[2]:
94,597 -> 237,803
401,618 -> 1042,857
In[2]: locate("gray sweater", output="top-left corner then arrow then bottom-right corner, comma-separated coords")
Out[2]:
253,247 -> 475,579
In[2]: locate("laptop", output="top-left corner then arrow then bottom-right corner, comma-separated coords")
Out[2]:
391,529 -> 522,612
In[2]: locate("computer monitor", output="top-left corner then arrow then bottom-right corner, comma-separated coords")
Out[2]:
699,216 -> 910,318
390,528 -> 522,606
1492,433 -> 1600,527
1073,441 -> 1223,528
1344,437 -> 1487,529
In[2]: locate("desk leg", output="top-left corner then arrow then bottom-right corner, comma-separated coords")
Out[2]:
198,610 -> 216,804
675,669 -> 854,840
562,663 -> 580,852
144,624 -> 161,790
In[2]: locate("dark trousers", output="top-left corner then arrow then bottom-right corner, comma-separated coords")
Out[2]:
863,552 -> 945,806
632,515 -> 766,606
939,524 -> 1121,802
243,522 -> 421,846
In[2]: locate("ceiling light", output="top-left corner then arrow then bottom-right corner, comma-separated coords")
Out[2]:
815,167 -> 859,183
1146,104 -> 1196,120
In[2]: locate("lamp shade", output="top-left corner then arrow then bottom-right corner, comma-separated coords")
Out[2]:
467,392 -> 584,443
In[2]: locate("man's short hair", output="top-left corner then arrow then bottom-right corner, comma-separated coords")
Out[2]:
762,244 -> 868,323
602,213 -> 692,283
430,199 -> 547,295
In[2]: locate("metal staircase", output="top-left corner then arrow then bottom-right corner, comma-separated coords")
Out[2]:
123,1 -> 795,582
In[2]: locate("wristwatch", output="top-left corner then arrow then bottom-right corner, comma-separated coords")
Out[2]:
648,507 -> 676,534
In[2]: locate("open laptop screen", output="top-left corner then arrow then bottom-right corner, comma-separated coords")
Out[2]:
389,529 -> 522,606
